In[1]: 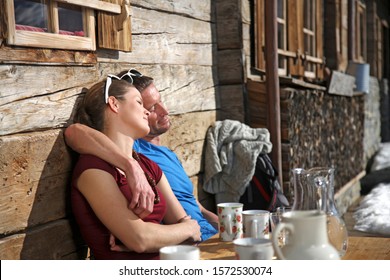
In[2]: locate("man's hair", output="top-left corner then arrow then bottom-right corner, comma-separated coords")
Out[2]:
116,69 -> 154,93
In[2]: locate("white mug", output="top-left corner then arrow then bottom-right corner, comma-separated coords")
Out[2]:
242,210 -> 270,239
159,245 -> 200,260
271,210 -> 340,260
233,237 -> 274,260
217,202 -> 243,241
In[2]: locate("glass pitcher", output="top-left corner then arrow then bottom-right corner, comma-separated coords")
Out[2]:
291,167 -> 348,258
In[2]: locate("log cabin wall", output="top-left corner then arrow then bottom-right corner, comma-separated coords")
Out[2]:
0,0 -> 226,259
247,79 -> 366,206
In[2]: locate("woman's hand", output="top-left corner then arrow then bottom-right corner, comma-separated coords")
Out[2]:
181,218 -> 202,243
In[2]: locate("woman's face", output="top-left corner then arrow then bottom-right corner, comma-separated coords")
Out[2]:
116,87 -> 151,139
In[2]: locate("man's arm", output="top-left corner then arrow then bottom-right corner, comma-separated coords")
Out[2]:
64,123 -> 155,218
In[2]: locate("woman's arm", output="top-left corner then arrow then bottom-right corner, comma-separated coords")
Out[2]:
157,174 -> 201,241
77,169 -> 201,253
65,123 -> 154,218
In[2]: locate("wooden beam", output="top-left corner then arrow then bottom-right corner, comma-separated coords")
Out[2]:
56,0 -> 121,14
264,0 -> 283,187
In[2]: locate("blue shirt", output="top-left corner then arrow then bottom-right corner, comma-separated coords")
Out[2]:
134,139 -> 218,241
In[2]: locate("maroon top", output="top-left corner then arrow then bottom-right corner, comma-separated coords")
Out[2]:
71,154 -> 166,260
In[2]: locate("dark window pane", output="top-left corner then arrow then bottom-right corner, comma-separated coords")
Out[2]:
58,2 -> 84,36
277,0 -> 284,19
14,0 -> 48,31
278,23 -> 284,49
58,3 -> 85,36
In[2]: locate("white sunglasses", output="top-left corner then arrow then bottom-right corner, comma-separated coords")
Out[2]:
104,69 -> 143,103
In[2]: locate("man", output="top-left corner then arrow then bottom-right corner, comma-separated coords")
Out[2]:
65,69 -> 218,241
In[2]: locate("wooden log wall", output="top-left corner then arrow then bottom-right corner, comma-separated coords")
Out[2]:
0,0 -> 240,259
247,79 -> 366,202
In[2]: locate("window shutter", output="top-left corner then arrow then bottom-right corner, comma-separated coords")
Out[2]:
287,0 -> 304,77
98,0 -> 132,52
256,0 -> 266,71
315,0 -> 323,79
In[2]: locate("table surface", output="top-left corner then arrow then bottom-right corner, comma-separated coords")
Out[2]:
198,234 -> 390,260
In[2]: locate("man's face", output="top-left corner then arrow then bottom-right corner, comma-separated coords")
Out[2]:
141,83 -> 171,136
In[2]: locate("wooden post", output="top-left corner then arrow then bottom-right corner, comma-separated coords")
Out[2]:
264,0 -> 283,187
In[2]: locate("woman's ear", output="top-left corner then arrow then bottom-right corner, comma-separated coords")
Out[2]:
107,96 -> 120,113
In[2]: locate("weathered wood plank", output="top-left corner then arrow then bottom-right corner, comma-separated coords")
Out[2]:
0,65 -> 99,106
131,0 -> 212,22
97,6 -> 215,65
218,85 -> 245,123
0,45 -> 97,65
215,0 -> 242,49
0,219 -> 87,260
0,130 -> 74,234
98,37 -> 213,66
161,111 -> 217,177
217,49 -> 244,84
0,88 -> 82,136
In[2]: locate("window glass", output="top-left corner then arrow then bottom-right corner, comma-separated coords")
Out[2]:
359,12 -> 364,57
277,0 -> 284,19
58,2 -> 85,36
14,0 -> 48,32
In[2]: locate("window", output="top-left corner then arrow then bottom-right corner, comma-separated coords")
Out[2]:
354,0 -> 366,62
253,0 -> 324,81
3,0 -> 130,52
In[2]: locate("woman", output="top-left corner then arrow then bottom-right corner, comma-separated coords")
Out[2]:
71,71 -> 201,259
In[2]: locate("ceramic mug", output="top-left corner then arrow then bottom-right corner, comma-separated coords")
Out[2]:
233,237 -> 274,260
242,210 -> 270,239
159,245 -> 200,260
217,202 -> 243,241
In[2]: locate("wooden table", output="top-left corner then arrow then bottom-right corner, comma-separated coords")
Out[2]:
199,234 -> 390,260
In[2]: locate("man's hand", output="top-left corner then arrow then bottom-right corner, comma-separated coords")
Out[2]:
125,158 -> 155,219
64,124 -> 155,218
109,234 -> 130,252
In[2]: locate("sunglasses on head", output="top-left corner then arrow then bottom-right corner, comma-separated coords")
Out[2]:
104,69 -> 143,103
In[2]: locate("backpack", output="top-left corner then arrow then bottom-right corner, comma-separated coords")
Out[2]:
239,153 -> 290,211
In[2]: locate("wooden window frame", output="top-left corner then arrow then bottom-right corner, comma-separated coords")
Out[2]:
277,0 -> 287,76
303,0 -> 316,78
4,0 -> 122,51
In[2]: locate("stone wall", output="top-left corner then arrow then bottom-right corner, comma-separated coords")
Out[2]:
363,77 -> 382,161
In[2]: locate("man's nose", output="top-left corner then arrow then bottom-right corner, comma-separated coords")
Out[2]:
157,103 -> 169,115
